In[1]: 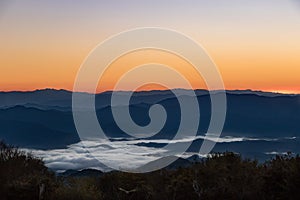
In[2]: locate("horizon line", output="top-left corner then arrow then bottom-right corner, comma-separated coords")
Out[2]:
0,87 -> 299,95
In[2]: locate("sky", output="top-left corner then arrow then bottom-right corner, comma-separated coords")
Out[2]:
0,0 -> 300,93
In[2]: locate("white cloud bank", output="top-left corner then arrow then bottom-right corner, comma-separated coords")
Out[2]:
22,136 -> 294,172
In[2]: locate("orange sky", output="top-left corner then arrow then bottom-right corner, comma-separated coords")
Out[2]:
0,0 -> 299,93
97,50 -> 207,92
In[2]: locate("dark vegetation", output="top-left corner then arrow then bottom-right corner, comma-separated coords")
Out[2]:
1,141 -> 300,200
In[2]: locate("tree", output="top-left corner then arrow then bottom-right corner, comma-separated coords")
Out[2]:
0,141 -> 55,200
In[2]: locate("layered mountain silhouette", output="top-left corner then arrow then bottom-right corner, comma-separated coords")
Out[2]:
0,88 -> 292,110
0,89 -> 299,149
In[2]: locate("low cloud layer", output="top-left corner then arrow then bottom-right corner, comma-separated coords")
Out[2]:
22,136 -> 295,172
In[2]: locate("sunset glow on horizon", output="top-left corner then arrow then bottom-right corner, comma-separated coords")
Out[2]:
1,0 -> 300,93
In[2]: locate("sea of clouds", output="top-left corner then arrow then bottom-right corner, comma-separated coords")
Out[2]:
22,136 -> 292,172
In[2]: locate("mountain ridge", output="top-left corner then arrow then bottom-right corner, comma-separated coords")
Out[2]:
0,90 -> 299,149
1,88 -> 299,111
1,88 -> 299,95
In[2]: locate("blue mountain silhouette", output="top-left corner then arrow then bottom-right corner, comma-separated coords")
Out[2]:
0,89 -> 299,150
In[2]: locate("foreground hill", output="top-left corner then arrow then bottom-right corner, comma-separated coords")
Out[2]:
1,142 -> 300,200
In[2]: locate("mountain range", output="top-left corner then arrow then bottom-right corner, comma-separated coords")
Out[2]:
0,89 -> 299,150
